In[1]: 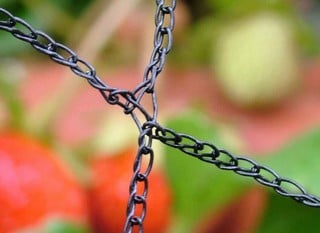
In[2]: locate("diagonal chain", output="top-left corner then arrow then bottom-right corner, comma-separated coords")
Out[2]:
146,122 -> 320,207
0,2 -> 319,232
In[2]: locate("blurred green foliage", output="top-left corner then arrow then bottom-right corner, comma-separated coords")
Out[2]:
164,110 -> 320,232
203,0 -> 293,19
1,0 -> 319,63
0,0 -> 92,56
164,110 -> 249,233
173,0 -> 320,66
0,68 -> 24,129
262,127 -> 320,196
256,127 -> 320,231
41,218 -> 90,233
257,193 -> 320,233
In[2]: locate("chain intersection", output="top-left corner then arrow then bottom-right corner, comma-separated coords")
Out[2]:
0,2 -> 319,232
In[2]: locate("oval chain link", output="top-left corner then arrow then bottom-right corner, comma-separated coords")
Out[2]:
0,2 -> 320,233
150,123 -> 320,207
125,1 -> 176,232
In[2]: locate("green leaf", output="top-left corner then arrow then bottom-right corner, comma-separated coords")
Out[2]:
0,33 -> 30,56
205,0 -> 294,17
261,128 -> 320,195
254,128 -> 320,232
0,64 -> 25,129
293,17 -> 320,56
256,193 -> 320,233
17,219 -> 90,233
43,219 -> 90,233
164,110 -> 249,233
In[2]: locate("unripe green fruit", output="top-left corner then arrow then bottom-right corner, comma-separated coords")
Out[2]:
214,12 -> 299,108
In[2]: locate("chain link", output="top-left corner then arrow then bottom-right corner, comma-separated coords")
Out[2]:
1,2 -> 177,232
0,2 -> 320,232
148,122 -> 320,207
124,1 -> 176,232
124,126 -> 154,232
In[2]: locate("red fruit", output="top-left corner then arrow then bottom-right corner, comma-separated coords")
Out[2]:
0,132 -> 88,232
88,148 -> 171,233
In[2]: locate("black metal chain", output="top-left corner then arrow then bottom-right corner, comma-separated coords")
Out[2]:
124,1 -> 176,232
146,122 -> 320,207
0,1 -> 319,232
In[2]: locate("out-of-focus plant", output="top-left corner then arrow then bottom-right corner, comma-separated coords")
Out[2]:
174,0 -> 320,65
0,0 -> 92,56
163,110 -> 249,233
173,0 -> 320,108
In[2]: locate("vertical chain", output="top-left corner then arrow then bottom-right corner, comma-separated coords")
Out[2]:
123,126 -> 154,233
124,0 -> 176,232
133,0 -> 176,111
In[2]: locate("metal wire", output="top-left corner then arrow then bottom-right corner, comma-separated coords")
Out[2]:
0,2 -> 319,232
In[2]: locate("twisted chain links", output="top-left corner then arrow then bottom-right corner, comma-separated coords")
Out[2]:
0,1 -> 319,232
0,1 -> 177,232
124,1 -> 176,232
147,123 -> 320,207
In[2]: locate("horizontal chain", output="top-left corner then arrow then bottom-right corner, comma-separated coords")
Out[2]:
146,122 -> 320,207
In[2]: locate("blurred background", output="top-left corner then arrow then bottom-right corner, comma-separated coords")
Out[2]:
1,0 -> 320,233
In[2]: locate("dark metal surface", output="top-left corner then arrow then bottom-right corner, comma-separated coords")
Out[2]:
0,1 -> 319,232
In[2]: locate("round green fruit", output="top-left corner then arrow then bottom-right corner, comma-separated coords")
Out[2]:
213,12 -> 300,108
